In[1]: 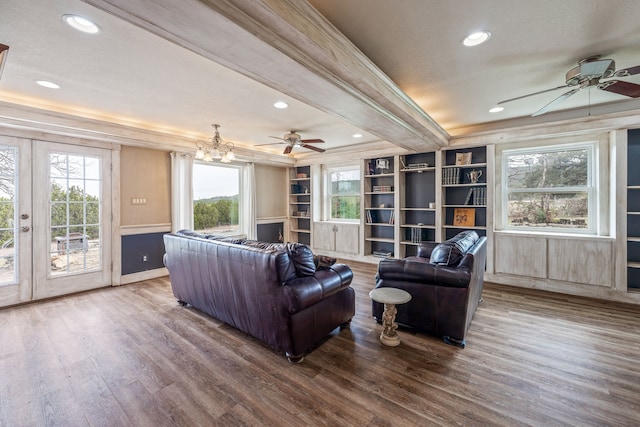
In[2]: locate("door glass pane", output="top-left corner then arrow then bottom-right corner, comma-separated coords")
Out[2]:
0,146 -> 17,286
50,153 -> 102,277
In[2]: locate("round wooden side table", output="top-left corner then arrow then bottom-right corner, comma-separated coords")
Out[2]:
369,287 -> 412,347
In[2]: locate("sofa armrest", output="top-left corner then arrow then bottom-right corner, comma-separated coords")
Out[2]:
377,256 -> 473,288
417,242 -> 438,259
282,264 -> 353,313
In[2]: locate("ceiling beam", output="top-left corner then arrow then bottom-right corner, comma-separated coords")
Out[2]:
81,0 -> 450,151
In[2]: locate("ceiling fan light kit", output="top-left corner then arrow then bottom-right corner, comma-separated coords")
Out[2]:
258,130 -> 326,155
498,55 -> 640,116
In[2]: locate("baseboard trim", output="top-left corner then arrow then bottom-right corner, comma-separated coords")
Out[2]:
119,267 -> 169,285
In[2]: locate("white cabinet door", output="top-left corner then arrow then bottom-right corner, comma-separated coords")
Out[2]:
313,222 -> 359,255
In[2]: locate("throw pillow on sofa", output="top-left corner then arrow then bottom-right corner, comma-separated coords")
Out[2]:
286,243 -> 316,276
314,255 -> 337,270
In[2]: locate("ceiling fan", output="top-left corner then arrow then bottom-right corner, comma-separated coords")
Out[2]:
258,131 -> 326,155
498,55 -> 640,117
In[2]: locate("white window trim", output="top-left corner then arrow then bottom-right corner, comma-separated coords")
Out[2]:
191,160 -> 255,238
499,137 -> 607,236
323,164 -> 361,223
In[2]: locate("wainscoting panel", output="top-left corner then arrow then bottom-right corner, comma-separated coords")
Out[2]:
494,233 -> 547,278
548,238 -> 613,286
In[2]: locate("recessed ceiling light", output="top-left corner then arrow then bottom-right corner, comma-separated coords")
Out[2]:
273,101 -> 288,109
35,80 -> 60,89
463,31 -> 491,47
352,133 -> 363,138
489,106 -> 504,113
63,14 -> 101,34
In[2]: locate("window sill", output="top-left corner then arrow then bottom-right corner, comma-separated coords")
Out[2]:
495,229 -> 614,241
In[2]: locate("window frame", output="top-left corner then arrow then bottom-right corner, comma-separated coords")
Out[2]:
324,164 -> 361,222
500,141 -> 597,235
192,161 -> 243,236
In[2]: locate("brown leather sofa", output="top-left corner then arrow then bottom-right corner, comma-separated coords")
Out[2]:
163,230 -> 355,362
372,230 -> 487,347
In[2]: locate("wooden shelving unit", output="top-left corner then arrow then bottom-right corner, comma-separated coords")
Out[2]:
288,165 -> 312,246
399,152 -> 436,257
441,147 -> 488,240
363,157 -> 397,258
627,129 -> 640,289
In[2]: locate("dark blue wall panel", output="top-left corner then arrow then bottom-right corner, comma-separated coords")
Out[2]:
121,232 -> 167,275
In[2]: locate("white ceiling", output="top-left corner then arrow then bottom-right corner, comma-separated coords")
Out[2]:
1,0 -> 639,157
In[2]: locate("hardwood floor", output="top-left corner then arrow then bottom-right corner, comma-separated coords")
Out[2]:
2,261 -> 640,426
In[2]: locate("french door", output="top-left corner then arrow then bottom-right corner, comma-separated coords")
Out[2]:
0,136 -> 112,307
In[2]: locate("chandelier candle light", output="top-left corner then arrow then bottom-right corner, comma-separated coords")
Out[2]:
195,124 -> 236,163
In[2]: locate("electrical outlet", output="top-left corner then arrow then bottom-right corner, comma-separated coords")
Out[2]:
142,254 -> 148,262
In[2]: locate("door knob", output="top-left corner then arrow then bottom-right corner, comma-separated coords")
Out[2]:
21,214 -> 29,219
21,226 -> 30,232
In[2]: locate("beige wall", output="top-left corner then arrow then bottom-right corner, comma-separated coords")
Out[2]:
255,164 -> 287,218
120,146 -> 171,226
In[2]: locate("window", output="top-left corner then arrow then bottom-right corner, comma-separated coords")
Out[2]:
192,162 -> 240,235
502,143 -> 595,233
327,167 -> 360,221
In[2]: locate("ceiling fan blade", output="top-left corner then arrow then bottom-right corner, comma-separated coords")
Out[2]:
532,88 -> 580,117
498,85 -> 570,105
614,65 -> 640,78
301,143 -> 326,153
300,138 -> 324,143
269,135 -> 286,141
283,145 -> 293,155
598,80 -> 640,98
255,142 -> 285,146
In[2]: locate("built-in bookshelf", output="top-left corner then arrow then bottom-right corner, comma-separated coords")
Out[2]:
363,156 -> 396,258
441,146 -> 488,240
289,165 -> 312,246
628,129 -> 640,289
399,152 -> 436,257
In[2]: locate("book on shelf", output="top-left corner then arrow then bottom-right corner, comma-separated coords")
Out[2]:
442,167 -> 461,185
464,188 -> 474,205
463,187 -> 487,206
388,210 -> 395,224
472,187 -> 486,205
366,210 -> 373,224
373,250 -> 392,258
372,185 -> 393,192
410,227 -> 422,243
366,161 -> 375,175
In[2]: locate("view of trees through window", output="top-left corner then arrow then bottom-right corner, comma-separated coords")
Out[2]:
193,163 -> 239,234
505,147 -> 591,229
329,168 -> 360,220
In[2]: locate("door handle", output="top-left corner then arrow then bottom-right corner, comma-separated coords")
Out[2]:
21,226 -> 30,232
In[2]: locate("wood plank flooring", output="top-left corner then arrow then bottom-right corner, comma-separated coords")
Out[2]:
2,261 -> 640,426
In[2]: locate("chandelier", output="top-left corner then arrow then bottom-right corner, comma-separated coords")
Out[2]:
195,124 -> 235,163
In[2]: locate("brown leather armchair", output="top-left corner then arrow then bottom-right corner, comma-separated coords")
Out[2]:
372,230 -> 487,347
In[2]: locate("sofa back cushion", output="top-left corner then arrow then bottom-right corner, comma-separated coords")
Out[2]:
429,230 -> 479,266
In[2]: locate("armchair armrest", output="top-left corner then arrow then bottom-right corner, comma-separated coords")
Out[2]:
377,256 -> 473,288
282,264 -> 353,313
